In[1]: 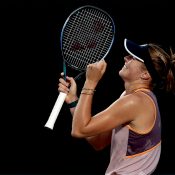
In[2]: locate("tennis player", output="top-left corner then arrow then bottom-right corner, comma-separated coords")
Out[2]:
58,38 -> 175,175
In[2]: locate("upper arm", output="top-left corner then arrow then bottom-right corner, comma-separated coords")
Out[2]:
86,131 -> 112,151
75,94 -> 140,137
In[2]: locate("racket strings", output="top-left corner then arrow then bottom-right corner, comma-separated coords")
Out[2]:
62,7 -> 114,70
64,10 -> 112,58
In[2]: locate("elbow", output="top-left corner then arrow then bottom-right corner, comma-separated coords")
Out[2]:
71,131 -> 81,138
71,131 -> 106,151
91,145 -> 105,151
71,121 -> 90,138
71,128 -> 85,138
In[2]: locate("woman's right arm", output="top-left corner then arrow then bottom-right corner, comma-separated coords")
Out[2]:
85,131 -> 112,151
58,73 -> 78,115
58,74 -> 112,150
85,90 -> 126,150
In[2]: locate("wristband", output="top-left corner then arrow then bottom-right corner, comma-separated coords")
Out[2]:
67,99 -> 78,108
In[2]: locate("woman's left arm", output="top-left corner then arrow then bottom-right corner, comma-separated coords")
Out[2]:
71,59 -> 139,138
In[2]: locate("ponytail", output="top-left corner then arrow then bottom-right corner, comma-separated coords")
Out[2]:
166,48 -> 175,93
148,44 -> 175,94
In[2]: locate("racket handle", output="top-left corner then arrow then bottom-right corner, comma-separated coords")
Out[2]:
45,92 -> 67,129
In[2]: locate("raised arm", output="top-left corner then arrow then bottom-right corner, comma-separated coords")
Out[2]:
58,70 -> 112,150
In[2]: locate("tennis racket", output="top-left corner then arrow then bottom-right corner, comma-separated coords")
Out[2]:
45,5 -> 115,129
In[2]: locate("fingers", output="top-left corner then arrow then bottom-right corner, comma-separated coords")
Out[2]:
87,60 -> 107,71
66,76 -> 75,84
58,73 -> 69,93
60,72 -> 74,82
58,79 -> 69,94
59,77 -> 69,87
97,59 -> 107,68
98,60 -> 107,73
58,73 -> 77,94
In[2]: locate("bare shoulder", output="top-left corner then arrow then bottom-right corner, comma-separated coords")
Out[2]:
118,91 -> 144,106
126,91 -> 156,132
115,91 -> 155,119
132,91 -> 154,106
98,90 -> 155,131
109,92 -> 146,122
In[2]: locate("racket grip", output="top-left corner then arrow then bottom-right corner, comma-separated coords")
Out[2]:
44,92 -> 67,129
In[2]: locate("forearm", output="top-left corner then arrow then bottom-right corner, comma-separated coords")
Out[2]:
71,80 -> 97,137
70,101 -> 111,150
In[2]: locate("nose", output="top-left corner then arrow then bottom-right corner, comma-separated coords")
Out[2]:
124,55 -> 131,62
124,55 -> 135,63
124,56 -> 127,62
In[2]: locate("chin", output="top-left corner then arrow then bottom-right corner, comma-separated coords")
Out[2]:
119,69 -> 127,80
119,69 -> 123,77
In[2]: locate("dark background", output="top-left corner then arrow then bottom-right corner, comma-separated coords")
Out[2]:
0,0 -> 175,174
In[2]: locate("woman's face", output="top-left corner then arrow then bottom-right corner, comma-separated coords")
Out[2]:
119,55 -> 145,82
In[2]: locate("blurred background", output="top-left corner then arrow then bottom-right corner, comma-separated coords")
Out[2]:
0,0 -> 175,174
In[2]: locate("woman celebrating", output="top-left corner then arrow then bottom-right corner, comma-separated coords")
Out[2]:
58,39 -> 175,175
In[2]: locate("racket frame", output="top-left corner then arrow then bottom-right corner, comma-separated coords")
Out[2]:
45,5 -> 115,130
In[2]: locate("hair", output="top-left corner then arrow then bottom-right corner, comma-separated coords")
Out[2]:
148,44 -> 175,93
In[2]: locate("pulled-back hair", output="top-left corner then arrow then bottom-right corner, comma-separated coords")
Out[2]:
148,44 -> 175,93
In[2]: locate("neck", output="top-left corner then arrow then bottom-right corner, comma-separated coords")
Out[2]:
124,81 -> 150,95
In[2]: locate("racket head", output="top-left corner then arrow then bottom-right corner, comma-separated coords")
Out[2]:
60,5 -> 115,71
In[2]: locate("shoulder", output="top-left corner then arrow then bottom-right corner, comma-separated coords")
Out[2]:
128,91 -> 156,132
118,92 -> 145,107
109,93 -> 144,120
115,91 -> 154,119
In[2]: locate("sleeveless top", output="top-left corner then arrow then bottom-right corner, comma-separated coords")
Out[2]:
105,89 -> 161,175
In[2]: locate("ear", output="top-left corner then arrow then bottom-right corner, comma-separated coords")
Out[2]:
140,71 -> 151,80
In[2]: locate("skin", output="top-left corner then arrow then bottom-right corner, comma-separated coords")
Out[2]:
58,55 -> 155,150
